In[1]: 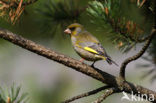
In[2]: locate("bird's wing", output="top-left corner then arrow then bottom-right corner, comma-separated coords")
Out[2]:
75,31 -> 107,56
75,31 -> 119,66
78,41 -> 107,57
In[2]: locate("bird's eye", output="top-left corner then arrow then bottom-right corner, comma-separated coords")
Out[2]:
69,27 -> 75,31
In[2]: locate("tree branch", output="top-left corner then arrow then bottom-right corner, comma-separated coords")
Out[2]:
119,28 -> 156,80
0,0 -> 37,7
92,88 -> 118,103
0,28 -> 156,102
0,27 -> 116,86
22,0 -> 38,6
62,85 -> 111,103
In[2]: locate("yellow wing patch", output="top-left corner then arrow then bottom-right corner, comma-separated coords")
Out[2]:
84,47 -> 106,60
101,56 -> 106,60
84,47 -> 98,54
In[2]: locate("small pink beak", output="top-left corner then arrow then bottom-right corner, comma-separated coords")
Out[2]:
64,28 -> 71,34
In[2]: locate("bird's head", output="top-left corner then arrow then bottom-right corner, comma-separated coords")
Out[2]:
64,23 -> 84,36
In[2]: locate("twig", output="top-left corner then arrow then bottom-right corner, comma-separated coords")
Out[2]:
119,28 -> 156,80
92,88 -> 118,103
138,28 -> 156,42
62,85 -> 110,103
22,0 -> 38,6
138,0 -> 146,8
0,0 -> 37,6
107,16 -> 146,43
0,28 -> 156,102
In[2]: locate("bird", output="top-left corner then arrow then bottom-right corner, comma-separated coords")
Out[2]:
64,23 -> 118,67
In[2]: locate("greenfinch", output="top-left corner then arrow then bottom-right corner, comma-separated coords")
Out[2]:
64,23 -> 118,67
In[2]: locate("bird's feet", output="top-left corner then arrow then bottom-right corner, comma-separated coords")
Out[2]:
91,61 -> 96,68
91,64 -> 95,68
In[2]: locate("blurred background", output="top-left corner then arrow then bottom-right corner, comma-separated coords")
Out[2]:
0,0 -> 155,103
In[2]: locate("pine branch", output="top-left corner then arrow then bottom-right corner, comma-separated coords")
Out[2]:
36,0 -> 82,36
22,0 -> 38,6
92,88 -> 118,103
0,0 -> 38,24
107,17 -> 144,43
62,86 -> 111,103
0,28 -> 156,102
0,0 -> 37,7
0,84 -> 28,103
120,28 -> 156,80
87,0 -> 148,52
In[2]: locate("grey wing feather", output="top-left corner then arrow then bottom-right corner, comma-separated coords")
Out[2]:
79,42 -> 119,66
78,42 -> 107,56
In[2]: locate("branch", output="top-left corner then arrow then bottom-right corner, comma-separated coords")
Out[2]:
119,28 -> 156,80
62,85 -> 110,103
92,88 -> 118,103
0,28 -> 156,102
107,16 -> 146,43
0,0 -> 37,6
0,0 -> 38,24
0,27 -> 116,86
22,0 -> 38,6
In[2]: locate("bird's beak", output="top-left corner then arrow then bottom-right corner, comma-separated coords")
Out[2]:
64,28 -> 71,34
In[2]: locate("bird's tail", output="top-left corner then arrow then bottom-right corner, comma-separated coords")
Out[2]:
105,56 -> 118,66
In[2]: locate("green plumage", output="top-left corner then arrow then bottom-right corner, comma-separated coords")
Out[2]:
65,23 -> 118,66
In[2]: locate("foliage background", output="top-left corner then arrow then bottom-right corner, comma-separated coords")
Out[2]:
0,0 -> 155,103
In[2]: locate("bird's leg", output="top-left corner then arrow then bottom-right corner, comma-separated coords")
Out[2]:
91,61 -> 96,68
79,58 -> 84,63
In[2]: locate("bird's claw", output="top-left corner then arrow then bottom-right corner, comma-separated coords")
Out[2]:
91,62 -> 95,68
91,64 -> 95,68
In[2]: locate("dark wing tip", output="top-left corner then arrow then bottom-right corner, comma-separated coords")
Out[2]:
106,57 -> 119,67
